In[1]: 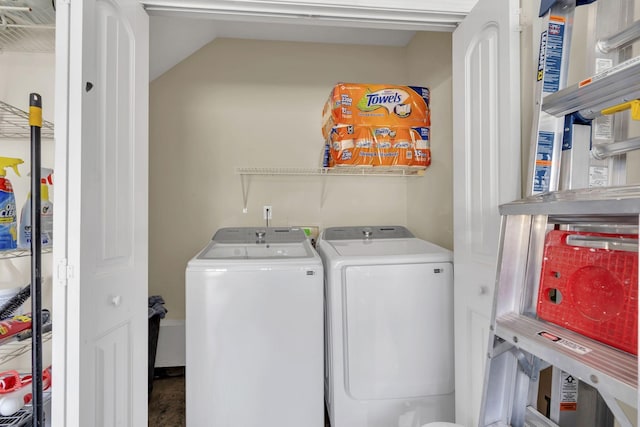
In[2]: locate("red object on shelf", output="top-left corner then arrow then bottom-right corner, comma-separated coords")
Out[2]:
537,230 -> 638,355
0,315 -> 32,341
0,366 -> 51,416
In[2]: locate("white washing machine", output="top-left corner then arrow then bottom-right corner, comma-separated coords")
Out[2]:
317,226 -> 455,427
185,227 -> 324,427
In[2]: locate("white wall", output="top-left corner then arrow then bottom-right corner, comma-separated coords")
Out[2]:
149,35 -> 454,319
0,51 -> 55,370
406,32 -> 453,248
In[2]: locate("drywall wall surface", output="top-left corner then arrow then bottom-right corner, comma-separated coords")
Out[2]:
150,37 -> 453,318
0,52 -> 55,119
405,31 -> 453,250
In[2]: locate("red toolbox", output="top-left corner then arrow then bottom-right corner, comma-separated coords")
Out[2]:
537,230 -> 638,355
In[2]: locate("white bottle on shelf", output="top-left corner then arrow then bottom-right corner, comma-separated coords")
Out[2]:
18,168 -> 54,249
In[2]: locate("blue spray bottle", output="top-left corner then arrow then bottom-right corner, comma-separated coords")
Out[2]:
0,157 -> 23,251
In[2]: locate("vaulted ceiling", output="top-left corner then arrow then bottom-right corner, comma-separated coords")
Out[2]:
150,15 -> 419,80
148,1 -> 479,80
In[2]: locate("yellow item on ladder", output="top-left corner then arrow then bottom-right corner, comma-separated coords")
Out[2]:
601,99 -> 640,120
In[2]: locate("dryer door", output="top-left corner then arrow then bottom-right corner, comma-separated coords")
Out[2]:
343,262 -> 454,399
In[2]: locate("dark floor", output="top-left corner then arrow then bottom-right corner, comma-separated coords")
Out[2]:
148,367 -> 330,426
149,367 -> 186,427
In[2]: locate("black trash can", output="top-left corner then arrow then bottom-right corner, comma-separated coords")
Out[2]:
148,296 -> 167,401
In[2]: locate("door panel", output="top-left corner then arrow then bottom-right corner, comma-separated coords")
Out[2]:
452,0 -> 521,425
469,310 -> 492,425
464,24 -> 501,259
54,0 -> 149,425
94,325 -> 131,426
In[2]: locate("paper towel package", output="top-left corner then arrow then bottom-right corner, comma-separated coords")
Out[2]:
322,83 -> 431,168
327,125 -> 430,168
322,83 -> 430,139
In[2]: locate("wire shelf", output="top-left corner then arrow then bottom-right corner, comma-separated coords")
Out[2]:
0,1 -> 55,54
0,329 -> 51,366
0,407 -> 30,427
236,167 -> 425,177
0,247 -> 51,260
0,100 -> 54,139
0,390 -> 51,427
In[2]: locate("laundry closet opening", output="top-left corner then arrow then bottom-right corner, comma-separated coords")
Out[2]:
147,16 -> 454,323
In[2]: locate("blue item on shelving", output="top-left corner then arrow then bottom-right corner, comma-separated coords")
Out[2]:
0,158 -> 23,251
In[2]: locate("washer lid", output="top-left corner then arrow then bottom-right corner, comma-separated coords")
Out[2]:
319,226 -> 451,261
198,243 -> 313,259
196,227 -> 314,260
327,238 -> 451,260
323,226 -> 414,241
212,227 -> 307,244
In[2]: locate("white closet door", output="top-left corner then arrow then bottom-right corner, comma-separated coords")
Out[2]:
452,0 -> 521,426
53,1 -> 149,426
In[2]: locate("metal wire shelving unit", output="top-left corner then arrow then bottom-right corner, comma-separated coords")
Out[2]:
0,247 -> 51,260
0,101 -> 54,140
0,330 -> 51,366
1,93 -> 52,427
0,1 -> 55,54
0,390 -> 51,427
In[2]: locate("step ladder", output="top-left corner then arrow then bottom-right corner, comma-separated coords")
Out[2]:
479,0 -> 640,426
478,187 -> 639,427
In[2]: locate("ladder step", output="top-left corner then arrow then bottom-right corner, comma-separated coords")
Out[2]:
597,19 -> 640,53
541,56 -> 640,119
495,313 -> 637,407
499,186 -> 640,218
592,136 -> 640,160
524,406 -> 560,427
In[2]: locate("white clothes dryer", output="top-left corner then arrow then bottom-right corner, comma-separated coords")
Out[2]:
317,226 -> 455,427
186,227 -> 324,427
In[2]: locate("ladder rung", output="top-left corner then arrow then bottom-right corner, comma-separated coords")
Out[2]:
592,136 -> 640,160
541,56 -> 640,118
525,406 -> 560,427
500,186 -> 640,217
494,313 -> 637,407
597,20 -> 640,53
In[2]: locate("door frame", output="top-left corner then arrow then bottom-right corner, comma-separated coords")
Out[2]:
55,0 -> 501,424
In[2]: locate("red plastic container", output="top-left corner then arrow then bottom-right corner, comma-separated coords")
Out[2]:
537,230 -> 638,355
